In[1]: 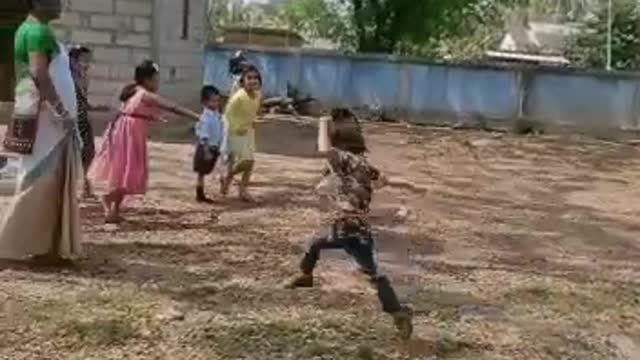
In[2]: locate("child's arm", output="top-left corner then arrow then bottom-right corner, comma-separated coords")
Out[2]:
142,92 -> 200,121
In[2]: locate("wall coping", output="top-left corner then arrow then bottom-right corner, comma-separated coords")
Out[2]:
206,44 -> 640,81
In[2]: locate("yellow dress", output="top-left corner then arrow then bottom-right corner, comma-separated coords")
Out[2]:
223,88 -> 261,163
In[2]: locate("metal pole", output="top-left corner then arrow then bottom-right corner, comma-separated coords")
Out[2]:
606,0 -> 612,71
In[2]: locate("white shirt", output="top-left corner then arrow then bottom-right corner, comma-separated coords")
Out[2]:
195,108 -> 225,148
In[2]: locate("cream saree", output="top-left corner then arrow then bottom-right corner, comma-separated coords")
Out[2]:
0,42 -> 83,261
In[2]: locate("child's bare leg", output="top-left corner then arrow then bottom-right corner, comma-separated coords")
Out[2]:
196,174 -> 214,203
105,189 -> 125,223
101,191 -> 115,217
239,160 -> 254,201
83,177 -> 94,198
102,191 -> 117,223
220,156 -> 235,197
113,190 -> 125,220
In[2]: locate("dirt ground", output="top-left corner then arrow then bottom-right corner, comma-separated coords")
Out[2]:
1,118 -> 640,359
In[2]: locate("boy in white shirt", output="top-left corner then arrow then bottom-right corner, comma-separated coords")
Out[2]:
194,85 -> 225,203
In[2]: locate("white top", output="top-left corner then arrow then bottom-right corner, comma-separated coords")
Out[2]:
195,108 -> 225,148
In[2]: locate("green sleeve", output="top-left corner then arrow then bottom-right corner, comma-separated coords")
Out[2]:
25,24 -> 56,56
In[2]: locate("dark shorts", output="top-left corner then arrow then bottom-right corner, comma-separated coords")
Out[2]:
193,144 -> 220,175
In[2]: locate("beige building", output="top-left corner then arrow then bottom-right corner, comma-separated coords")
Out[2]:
52,0 -> 207,106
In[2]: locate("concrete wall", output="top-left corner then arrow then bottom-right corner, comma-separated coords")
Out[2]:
204,46 -> 640,130
153,0 -> 206,105
52,0 -> 205,107
52,0 -> 155,106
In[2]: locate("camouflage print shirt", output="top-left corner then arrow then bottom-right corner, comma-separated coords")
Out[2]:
317,148 -> 381,217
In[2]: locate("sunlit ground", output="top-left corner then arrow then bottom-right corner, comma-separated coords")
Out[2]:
1,119 -> 639,359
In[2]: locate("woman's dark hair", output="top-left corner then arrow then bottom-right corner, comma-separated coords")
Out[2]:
329,108 -> 366,154
239,64 -> 262,87
201,85 -> 220,103
119,60 -> 159,102
69,46 -> 91,60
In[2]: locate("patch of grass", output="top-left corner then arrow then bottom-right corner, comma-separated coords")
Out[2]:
504,284 -> 640,326
435,332 -> 490,358
195,309 -> 394,359
27,287 -> 158,348
408,289 -> 486,324
532,329 -> 618,360
63,318 -> 138,347
505,286 -> 553,303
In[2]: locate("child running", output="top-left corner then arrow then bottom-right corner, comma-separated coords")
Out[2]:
89,60 -> 200,224
286,109 -> 414,340
68,45 -> 95,198
220,64 -> 262,202
193,85 -> 225,204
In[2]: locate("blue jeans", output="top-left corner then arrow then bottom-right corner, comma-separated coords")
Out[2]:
300,217 -> 403,313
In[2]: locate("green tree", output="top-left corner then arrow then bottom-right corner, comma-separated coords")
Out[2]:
208,0 -> 522,57
280,0 -> 521,54
347,0 -> 473,53
567,0 -> 640,70
397,0 -> 511,60
282,0 -> 354,49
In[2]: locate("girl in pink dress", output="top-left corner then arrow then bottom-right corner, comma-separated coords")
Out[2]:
89,60 -> 199,223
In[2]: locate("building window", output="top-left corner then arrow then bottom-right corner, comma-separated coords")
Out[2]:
181,0 -> 190,40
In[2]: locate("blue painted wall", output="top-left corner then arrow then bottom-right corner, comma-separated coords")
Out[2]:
204,47 -> 640,129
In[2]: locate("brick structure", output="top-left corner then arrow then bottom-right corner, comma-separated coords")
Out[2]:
0,1 -> 27,102
53,0 -> 207,106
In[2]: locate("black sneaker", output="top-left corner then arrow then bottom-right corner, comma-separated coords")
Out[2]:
392,305 -> 414,340
285,274 -> 313,289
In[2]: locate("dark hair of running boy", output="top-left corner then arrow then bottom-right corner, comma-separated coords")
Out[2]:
285,109 -> 414,340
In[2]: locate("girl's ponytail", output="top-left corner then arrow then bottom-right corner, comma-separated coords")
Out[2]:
119,83 -> 138,102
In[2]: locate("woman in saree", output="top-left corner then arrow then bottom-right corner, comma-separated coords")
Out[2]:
0,0 -> 83,265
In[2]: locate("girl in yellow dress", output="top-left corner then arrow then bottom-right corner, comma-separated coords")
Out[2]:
220,65 -> 262,202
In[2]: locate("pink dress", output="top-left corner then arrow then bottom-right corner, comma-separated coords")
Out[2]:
89,88 -> 158,195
